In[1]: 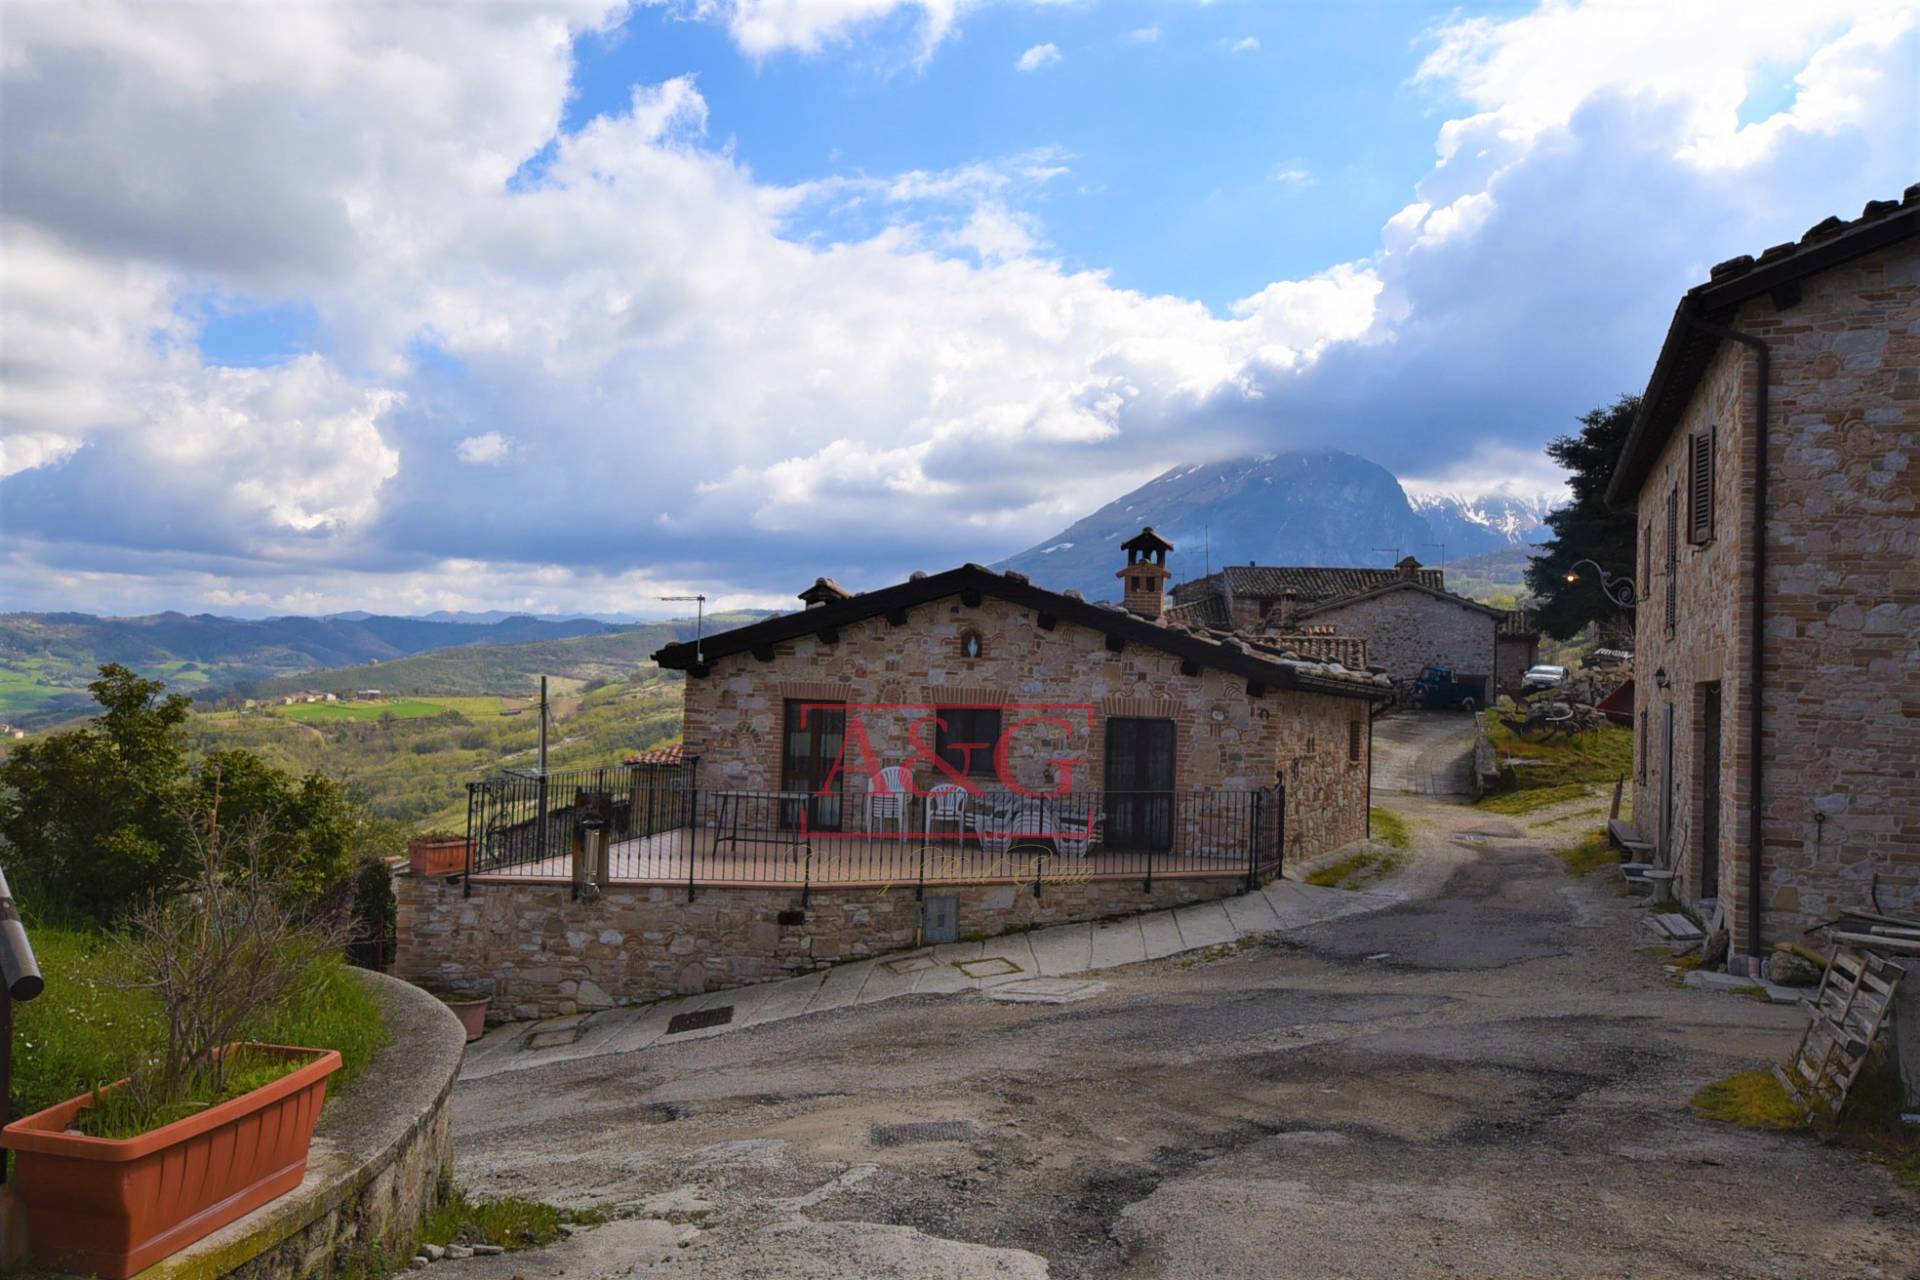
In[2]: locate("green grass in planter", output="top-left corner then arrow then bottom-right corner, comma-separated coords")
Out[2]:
10,926 -> 389,1133
75,1047 -> 314,1140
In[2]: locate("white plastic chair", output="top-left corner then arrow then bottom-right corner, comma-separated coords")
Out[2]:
925,782 -> 968,839
1051,797 -> 1102,860
867,765 -> 909,836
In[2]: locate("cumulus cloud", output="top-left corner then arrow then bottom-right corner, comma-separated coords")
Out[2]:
1,0 -> 1914,611
456,433 -> 514,465
1015,42 -> 1061,71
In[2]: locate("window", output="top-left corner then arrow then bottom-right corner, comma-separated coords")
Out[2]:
1641,520 -> 1652,598
1347,720 -> 1363,763
1664,485 -> 1679,635
934,707 -> 1003,778
1687,429 -> 1715,545
782,701 -> 846,831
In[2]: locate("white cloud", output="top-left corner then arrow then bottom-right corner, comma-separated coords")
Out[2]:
1,0 -> 1915,615
1123,26 -> 1162,45
1270,164 -> 1314,186
707,0 -> 967,60
456,432 -> 514,465
1015,42 -> 1061,72
1229,36 -> 1259,55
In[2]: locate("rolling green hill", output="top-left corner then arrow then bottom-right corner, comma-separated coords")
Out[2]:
244,611 -> 765,700
0,610 -> 629,729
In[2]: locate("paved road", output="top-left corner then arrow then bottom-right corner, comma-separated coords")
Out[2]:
440,797 -> 1918,1279
1371,710 -> 1477,795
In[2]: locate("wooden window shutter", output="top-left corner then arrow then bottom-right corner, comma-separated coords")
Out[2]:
1664,486 -> 1678,634
1687,430 -> 1714,545
1348,720 -> 1362,763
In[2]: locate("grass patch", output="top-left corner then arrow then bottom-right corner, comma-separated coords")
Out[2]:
1691,1070 -> 1803,1131
279,699 -> 464,724
1305,844 -> 1409,890
1557,830 -> 1618,877
1369,807 -> 1411,849
1477,720 -> 1633,809
421,1186 -> 605,1251
1477,783 -> 1595,816
11,925 -> 389,1124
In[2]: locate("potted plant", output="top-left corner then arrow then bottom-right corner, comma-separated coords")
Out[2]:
3,819 -> 347,1279
436,988 -> 492,1040
408,829 -> 472,877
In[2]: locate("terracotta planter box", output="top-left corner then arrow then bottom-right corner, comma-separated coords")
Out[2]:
442,994 -> 491,1041
408,836 -> 471,877
3,1044 -> 342,1280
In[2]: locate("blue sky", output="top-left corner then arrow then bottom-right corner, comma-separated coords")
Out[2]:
2,0 -> 1915,618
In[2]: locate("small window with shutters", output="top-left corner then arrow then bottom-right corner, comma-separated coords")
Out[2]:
1687,429 -> 1714,545
1348,720 -> 1363,763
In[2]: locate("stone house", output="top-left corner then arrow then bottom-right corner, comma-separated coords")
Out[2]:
1606,188 -> 1919,969
652,529 -> 1391,865
1170,558 -> 1506,703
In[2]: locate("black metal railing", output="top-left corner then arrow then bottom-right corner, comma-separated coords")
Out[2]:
461,761 -> 1284,902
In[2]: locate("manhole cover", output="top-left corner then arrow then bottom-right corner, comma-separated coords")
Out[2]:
871,1121 -> 973,1147
666,1005 -> 735,1035
522,1014 -> 588,1051
955,956 -> 1021,978
884,952 -> 939,974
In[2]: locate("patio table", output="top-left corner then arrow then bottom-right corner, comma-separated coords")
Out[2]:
711,789 -> 814,858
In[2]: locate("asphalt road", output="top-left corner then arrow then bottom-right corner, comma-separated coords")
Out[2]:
442,796 -> 1919,1279
1371,711 -> 1479,796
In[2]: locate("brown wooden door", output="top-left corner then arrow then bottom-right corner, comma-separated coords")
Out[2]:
782,700 -> 845,830
1104,717 -> 1175,851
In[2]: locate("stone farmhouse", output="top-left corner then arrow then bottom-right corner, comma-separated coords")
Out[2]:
1169,557 -> 1533,703
1607,186 -> 1919,970
394,530 -> 1395,1018
654,529 -> 1391,866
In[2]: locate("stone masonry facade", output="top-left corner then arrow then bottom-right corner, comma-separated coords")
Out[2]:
396,869 -> 1246,1020
1629,232 -> 1919,960
681,594 -> 1372,863
1301,587 -> 1500,703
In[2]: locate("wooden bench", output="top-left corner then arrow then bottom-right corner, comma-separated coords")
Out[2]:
1608,817 -> 1654,855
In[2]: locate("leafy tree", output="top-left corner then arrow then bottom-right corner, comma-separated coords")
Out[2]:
0,666 -> 191,923
1525,395 -> 1641,641
0,665 -> 367,923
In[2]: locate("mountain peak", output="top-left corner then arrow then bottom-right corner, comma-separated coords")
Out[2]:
996,451 -> 1554,600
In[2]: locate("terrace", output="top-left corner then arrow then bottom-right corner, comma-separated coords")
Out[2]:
459,760 -> 1284,900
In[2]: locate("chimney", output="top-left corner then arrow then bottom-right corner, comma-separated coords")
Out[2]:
1395,555 -> 1421,582
798,577 -> 852,609
1277,585 -> 1300,629
1117,526 -> 1174,622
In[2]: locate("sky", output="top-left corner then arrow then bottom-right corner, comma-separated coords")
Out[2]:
1,0 -> 1915,619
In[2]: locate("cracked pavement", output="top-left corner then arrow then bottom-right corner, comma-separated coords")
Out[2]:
436,718 -> 1920,1279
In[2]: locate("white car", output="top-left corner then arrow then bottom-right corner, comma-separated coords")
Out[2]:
1521,664 -> 1568,692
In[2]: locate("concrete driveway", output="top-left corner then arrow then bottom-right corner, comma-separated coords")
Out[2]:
1371,710 -> 1478,795
439,796 -> 1918,1279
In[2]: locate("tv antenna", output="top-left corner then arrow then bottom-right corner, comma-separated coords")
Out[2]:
1419,540 -> 1447,573
660,594 -> 707,664
1370,546 -> 1401,565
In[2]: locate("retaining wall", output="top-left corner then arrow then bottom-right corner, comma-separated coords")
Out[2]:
395,868 -> 1250,1020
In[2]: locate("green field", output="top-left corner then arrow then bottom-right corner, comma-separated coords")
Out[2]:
274,695 -> 507,724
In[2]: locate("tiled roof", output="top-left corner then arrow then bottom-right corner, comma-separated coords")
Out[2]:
654,564 -> 1392,700
1608,185 -> 1920,506
1171,564 -> 1443,606
1290,578 -> 1505,622
625,743 -> 684,767
1164,595 -> 1231,630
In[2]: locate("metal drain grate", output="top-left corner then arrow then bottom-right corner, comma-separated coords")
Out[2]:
665,1005 -> 735,1035
870,1121 -> 973,1147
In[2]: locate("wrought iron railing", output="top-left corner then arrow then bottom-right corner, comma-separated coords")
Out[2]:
461,761 -> 1284,901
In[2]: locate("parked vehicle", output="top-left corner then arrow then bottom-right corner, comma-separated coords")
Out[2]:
1521,664 -> 1568,692
1410,666 -> 1487,711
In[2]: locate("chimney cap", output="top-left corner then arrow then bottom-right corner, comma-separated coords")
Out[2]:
1120,526 -> 1175,554
1395,555 -> 1421,569
798,576 -> 853,607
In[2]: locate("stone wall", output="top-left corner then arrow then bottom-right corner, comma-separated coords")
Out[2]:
1630,233 -> 1919,959
396,869 -> 1250,1020
1303,588 -> 1500,699
681,593 -> 1371,862
1494,633 -> 1539,698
